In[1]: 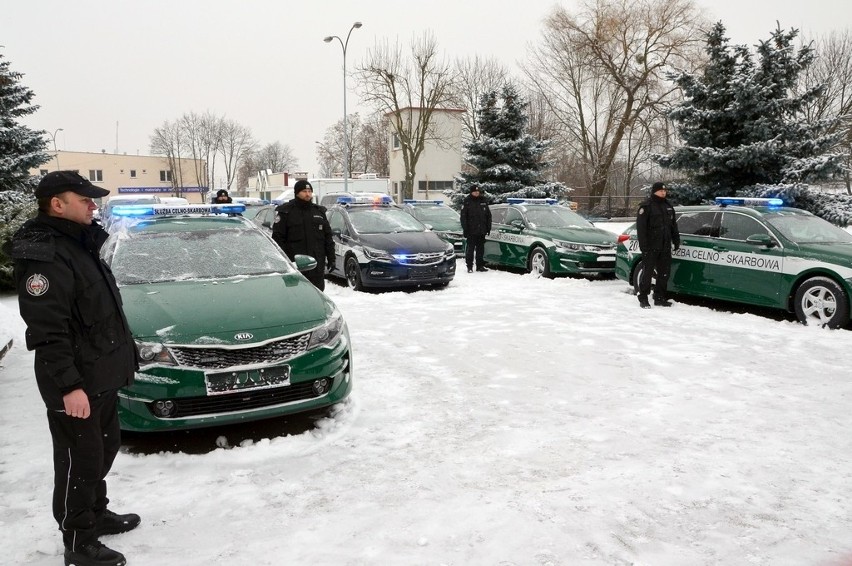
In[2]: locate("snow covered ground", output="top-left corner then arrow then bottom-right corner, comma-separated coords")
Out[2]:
2,223 -> 851,565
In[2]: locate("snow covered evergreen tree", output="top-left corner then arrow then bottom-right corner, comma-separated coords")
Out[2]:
655,23 -> 844,205
445,84 -> 568,208
0,51 -> 49,290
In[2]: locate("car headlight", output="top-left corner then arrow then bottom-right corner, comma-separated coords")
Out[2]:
307,308 -> 345,350
444,242 -> 455,257
363,246 -> 393,261
553,239 -> 600,252
135,340 -> 178,367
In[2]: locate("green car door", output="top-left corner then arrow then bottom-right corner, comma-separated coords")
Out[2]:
484,207 -> 530,268
669,210 -> 719,297
704,211 -> 785,307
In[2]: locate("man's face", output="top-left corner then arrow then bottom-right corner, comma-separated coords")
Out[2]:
52,191 -> 97,225
296,188 -> 313,202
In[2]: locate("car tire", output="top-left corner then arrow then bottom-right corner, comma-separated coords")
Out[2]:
528,247 -> 552,278
632,260 -> 653,295
793,276 -> 849,328
345,256 -> 364,291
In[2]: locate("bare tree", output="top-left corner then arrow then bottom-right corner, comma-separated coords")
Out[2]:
526,0 -> 705,206
800,30 -> 852,193
454,55 -> 511,143
357,32 -> 457,199
149,120 -> 185,194
219,119 -> 256,194
180,111 -> 221,200
317,112 -> 390,178
236,142 -> 298,191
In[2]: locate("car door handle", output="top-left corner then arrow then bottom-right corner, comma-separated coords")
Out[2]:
712,245 -> 728,252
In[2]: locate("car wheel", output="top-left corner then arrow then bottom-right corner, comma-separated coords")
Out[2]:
632,260 -> 653,295
528,247 -> 552,278
793,276 -> 849,328
345,256 -> 364,291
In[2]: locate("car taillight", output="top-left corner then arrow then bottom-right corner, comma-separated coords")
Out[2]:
617,234 -> 631,243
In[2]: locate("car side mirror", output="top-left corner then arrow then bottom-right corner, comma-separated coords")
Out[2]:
332,228 -> 342,237
510,219 -> 525,230
293,254 -> 318,272
745,234 -> 775,247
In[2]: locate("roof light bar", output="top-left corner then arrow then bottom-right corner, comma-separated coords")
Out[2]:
402,199 -> 444,205
337,195 -> 394,205
715,197 -> 784,207
506,198 -> 558,205
110,203 -> 246,217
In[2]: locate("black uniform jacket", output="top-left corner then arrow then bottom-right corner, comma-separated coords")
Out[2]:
460,195 -> 492,237
271,198 -> 335,266
636,195 -> 680,253
7,214 -> 137,410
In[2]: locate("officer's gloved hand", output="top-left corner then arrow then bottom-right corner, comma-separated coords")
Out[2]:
326,259 -> 336,273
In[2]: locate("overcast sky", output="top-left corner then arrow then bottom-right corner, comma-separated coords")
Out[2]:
3,0 -> 850,186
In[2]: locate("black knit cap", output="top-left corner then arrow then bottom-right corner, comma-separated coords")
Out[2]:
651,182 -> 667,193
35,170 -> 109,199
294,179 -> 313,193
469,185 -> 480,193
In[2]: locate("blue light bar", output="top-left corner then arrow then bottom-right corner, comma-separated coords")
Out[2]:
715,197 -> 784,207
338,195 -> 394,205
403,199 -> 444,205
110,203 -> 246,217
506,198 -> 558,205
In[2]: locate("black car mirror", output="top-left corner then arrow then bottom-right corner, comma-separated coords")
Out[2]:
746,234 -> 775,247
510,219 -> 525,230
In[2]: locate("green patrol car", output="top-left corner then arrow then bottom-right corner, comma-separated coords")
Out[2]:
400,199 -> 465,257
103,203 -> 352,431
484,198 -> 618,277
615,197 -> 852,328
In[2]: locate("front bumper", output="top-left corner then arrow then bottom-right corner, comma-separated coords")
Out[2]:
552,249 -> 617,274
359,257 -> 456,288
117,332 -> 352,432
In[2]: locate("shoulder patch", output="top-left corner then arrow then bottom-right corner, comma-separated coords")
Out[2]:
25,273 -> 50,296
638,208 -> 645,215
273,213 -> 281,224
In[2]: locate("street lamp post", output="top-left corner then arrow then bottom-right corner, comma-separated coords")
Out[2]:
324,21 -> 362,193
50,128 -> 64,170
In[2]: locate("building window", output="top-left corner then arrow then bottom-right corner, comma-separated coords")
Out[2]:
391,133 -> 401,150
130,170 -> 137,178
160,170 -> 172,182
89,170 -> 103,182
418,180 -> 454,192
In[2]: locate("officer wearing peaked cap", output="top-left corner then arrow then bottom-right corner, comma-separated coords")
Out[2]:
4,171 -> 141,566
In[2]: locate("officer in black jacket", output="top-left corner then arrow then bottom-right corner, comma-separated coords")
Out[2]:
271,179 -> 335,291
460,185 -> 492,273
636,181 -> 680,308
6,171 -> 140,566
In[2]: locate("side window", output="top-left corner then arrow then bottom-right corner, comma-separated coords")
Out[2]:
328,210 -> 345,234
720,213 -> 769,241
490,207 -> 507,224
504,208 -> 524,225
677,211 -> 719,237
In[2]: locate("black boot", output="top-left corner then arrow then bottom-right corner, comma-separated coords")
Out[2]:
654,297 -> 672,307
476,266 -> 489,272
466,266 -> 473,273
64,540 -> 126,566
638,295 -> 651,309
95,509 -> 141,536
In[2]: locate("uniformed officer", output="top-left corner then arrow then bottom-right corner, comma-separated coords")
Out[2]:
636,181 -> 680,308
460,184 -> 492,273
271,179 -> 335,291
5,171 -> 140,566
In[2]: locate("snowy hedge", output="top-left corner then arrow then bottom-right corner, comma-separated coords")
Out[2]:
0,190 -> 37,291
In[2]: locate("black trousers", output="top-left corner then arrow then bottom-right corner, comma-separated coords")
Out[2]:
638,249 -> 672,300
465,234 -> 486,269
303,266 -> 326,291
46,389 -> 121,550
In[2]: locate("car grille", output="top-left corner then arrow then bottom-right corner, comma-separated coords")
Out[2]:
394,252 -> 445,265
169,334 -> 311,369
146,378 -> 332,418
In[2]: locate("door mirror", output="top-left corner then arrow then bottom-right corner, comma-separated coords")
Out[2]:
293,254 -> 318,272
510,219 -> 525,230
745,233 -> 775,247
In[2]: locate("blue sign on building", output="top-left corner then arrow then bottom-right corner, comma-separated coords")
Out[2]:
118,186 -> 208,194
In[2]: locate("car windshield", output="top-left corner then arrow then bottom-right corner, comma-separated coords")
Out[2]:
348,207 -> 426,233
765,213 -> 852,244
415,207 -> 462,227
524,206 -> 595,228
110,228 -> 294,284
240,205 -> 266,220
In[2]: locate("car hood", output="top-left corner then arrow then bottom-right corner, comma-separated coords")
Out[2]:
792,241 -> 852,265
532,226 -> 618,246
119,273 -> 330,344
359,232 -> 449,253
